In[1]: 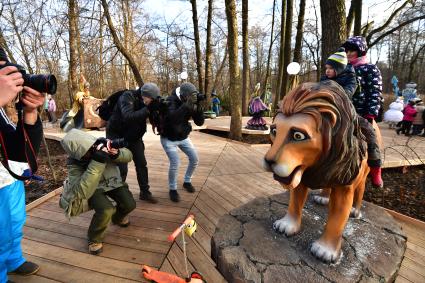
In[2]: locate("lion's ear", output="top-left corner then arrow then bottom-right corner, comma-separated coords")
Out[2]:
321,108 -> 338,127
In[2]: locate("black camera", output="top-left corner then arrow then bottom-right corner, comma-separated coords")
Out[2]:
109,138 -> 128,149
0,62 -> 57,94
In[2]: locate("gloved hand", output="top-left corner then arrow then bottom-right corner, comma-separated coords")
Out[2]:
92,149 -> 110,163
93,137 -> 108,150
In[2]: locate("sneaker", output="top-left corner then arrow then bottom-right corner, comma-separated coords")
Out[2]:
183,182 -> 196,193
169,190 -> 180,202
139,192 -> 158,204
370,166 -> 383,188
88,242 -> 103,255
113,215 -> 130,227
8,261 -> 39,276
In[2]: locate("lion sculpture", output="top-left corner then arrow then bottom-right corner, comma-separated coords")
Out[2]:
263,81 -> 369,263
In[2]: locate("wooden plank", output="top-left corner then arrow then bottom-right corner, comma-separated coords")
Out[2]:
8,274 -> 60,283
395,275 -> 414,283
14,254 -> 138,283
27,208 -> 171,241
190,207 -> 216,236
23,226 -> 164,267
407,242 -> 425,258
25,216 -> 170,254
38,201 -> 178,232
21,239 -> 145,282
405,248 -> 425,267
399,264 -> 425,283
166,243 -> 195,279
26,187 -> 63,211
401,257 -> 425,278
194,198 -> 220,226
159,258 -> 177,275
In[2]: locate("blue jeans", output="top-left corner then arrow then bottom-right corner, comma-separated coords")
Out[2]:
160,137 -> 199,190
0,181 -> 26,283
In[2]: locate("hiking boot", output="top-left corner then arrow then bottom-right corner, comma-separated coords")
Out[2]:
169,190 -> 180,202
396,129 -> 401,135
8,261 -> 39,276
88,242 -> 103,255
183,182 -> 196,193
139,192 -> 158,204
113,215 -> 130,227
370,167 -> 383,188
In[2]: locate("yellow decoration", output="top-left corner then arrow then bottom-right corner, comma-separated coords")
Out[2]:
184,219 -> 197,237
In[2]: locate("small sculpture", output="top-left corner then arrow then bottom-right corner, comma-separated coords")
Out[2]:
264,81 -> 369,263
383,97 -> 404,129
60,74 -> 92,132
246,83 -> 269,130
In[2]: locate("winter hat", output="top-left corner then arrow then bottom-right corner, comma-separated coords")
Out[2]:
0,47 -> 9,62
406,82 -> 417,89
342,36 -> 368,56
179,82 -> 198,99
140,83 -> 160,99
326,47 -> 348,76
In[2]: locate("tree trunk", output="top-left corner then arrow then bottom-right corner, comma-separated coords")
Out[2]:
225,0 -> 242,140
262,0 -> 276,99
275,0 -> 287,108
69,0 -> 79,93
281,0 -> 294,97
101,0 -> 144,86
99,3 -> 105,98
353,0 -> 362,36
75,1 -> 85,76
204,0 -> 213,105
293,0 -> 306,63
320,0 -> 346,70
242,0 -> 250,116
0,27 -> 16,63
190,0 -> 204,94
346,0 -> 355,37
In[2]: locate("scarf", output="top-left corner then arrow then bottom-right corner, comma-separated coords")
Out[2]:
349,55 -> 368,67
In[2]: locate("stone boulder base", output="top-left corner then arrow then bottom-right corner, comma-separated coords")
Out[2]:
211,193 -> 406,283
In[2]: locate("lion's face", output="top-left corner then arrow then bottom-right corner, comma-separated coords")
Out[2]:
264,112 -> 323,189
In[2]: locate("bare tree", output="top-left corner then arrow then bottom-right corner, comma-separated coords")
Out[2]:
275,0 -> 287,108
281,0 -> 294,97
69,0 -> 79,93
293,0 -> 306,63
242,0 -> 250,115
262,0 -> 276,99
190,0 -> 204,93
320,0 -> 346,69
353,0 -> 362,35
204,0 -> 213,103
225,0 -> 242,140
101,0 -> 144,86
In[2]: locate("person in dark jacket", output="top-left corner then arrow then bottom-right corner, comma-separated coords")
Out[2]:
341,36 -> 384,188
0,48 -> 45,282
106,83 -> 162,203
160,82 -> 205,202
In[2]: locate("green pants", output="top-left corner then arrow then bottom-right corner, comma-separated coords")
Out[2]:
87,186 -> 136,243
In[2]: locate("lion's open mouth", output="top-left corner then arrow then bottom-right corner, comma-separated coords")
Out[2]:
273,166 -> 303,188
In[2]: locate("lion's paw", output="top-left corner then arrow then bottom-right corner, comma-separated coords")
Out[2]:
312,195 -> 329,205
273,215 -> 300,236
310,241 -> 340,264
350,207 -> 362,219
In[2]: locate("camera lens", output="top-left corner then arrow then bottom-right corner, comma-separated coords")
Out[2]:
23,73 -> 57,94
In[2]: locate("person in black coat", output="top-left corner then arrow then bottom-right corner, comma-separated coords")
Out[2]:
160,82 -> 204,202
106,83 -> 162,203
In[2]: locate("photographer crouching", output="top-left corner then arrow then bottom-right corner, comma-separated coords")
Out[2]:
160,82 -> 205,202
106,83 -> 162,203
60,129 -> 136,255
0,47 -> 51,282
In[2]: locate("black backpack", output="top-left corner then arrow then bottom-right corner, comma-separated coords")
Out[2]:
97,89 -> 129,121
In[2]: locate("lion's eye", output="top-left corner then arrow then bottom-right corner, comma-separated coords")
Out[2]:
293,131 -> 306,141
270,126 -> 277,136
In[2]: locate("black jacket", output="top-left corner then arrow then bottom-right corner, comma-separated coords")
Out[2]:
321,65 -> 357,99
161,91 -> 204,141
106,90 -> 150,142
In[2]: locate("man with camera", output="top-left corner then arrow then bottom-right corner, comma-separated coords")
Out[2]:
60,129 -> 136,255
160,82 -> 205,202
106,83 -> 162,203
0,48 -> 46,282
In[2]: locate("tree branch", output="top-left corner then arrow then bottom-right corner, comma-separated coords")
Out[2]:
369,15 -> 425,48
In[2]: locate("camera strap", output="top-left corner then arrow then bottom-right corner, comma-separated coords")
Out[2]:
0,110 -> 38,181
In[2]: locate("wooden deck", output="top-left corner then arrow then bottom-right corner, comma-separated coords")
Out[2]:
10,129 -> 425,283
